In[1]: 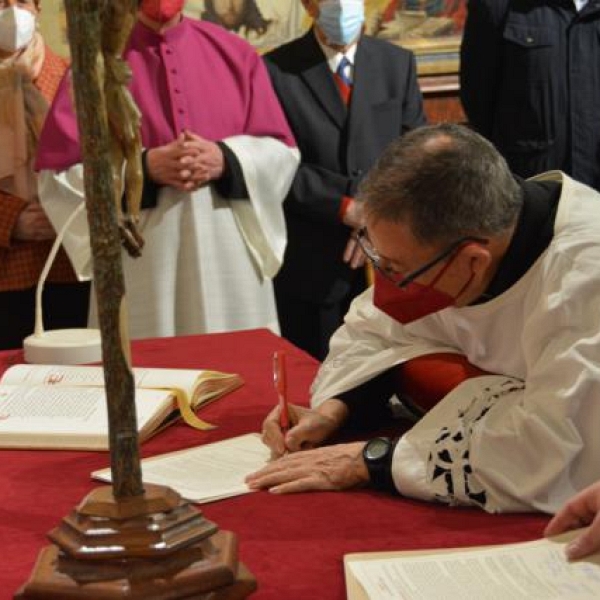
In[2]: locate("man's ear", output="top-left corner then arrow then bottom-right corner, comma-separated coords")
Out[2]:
462,242 -> 493,284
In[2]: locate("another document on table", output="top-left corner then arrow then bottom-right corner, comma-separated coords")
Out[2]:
0,363 -> 242,408
0,384 -> 171,450
92,433 -> 270,503
345,531 -> 600,600
0,363 -> 243,449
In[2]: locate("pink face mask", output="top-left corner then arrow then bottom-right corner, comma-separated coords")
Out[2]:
139,0 -> 184,24
373,252 -> 474,324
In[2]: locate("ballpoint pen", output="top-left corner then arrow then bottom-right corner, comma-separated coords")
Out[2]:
273,350 -> 290,434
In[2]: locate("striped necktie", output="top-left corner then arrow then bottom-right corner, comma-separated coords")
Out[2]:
335,56 -> 353,105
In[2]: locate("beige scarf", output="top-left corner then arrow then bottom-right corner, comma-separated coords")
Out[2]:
0,31 -> 47,201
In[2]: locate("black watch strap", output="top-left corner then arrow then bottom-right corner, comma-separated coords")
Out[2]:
363,436 -> 399,493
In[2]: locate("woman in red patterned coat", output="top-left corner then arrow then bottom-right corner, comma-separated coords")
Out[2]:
0,0 -> 89,350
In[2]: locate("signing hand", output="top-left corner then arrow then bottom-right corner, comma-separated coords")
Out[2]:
545,481 -> 600,560
261,398 -> 349,458
246,441 -> 368,494
12,202 -> 55,241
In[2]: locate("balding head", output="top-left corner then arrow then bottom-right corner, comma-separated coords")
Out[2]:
358,124 -> 523,245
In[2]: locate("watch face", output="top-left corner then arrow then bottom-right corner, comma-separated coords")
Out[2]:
364,437 -> 390,461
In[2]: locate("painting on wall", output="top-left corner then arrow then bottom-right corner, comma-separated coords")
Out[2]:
369,1 -> 466,75
182,1 -> 309,51
182,1 -> 465,74
182,0 -> 466,74
38,1 -> 308,57
39,1 -> 466,75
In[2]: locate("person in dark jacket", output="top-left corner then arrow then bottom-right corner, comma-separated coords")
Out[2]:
265,0 -> 426,361
460,0 -> 600,191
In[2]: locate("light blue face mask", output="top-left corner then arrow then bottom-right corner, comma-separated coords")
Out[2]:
317,0 -> 365,47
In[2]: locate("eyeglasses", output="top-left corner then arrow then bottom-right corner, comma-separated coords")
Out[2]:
356,227 -> 488,289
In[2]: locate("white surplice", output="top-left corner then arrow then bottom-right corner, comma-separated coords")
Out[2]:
38,135 -> 299,339
312,172 -> 600,514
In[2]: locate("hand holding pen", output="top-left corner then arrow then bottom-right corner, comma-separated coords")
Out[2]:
259,350 -> 348,458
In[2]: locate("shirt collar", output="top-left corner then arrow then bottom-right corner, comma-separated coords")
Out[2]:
573,0 -> 589,10
133,15 -> 187,45
312,29 -> 358,73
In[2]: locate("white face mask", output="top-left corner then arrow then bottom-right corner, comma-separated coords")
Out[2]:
0,7 -> 36,53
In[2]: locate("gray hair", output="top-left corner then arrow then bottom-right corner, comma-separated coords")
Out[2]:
358,124 -> 522,245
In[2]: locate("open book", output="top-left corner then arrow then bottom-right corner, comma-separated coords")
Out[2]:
92,433 -> 270,503
345,529 -> 600,600
0,364 -> 243,450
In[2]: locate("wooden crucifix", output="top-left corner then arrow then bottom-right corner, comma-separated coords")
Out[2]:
16,2 -> 255,597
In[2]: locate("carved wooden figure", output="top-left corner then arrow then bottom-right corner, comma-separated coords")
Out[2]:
101,0 -> 145,257
16,2 -> 255,597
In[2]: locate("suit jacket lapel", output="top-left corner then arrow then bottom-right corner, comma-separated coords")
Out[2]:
298,30 -> 346,129
347,38 -> 383,144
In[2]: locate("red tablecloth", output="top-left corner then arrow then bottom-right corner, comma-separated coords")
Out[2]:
0,328 -> 548,600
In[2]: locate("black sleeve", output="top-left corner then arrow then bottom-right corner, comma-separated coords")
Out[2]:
336,369 -> 397,430
400,51 -> 427,133
213,141 -> 249,200
460,0 -> 508,137
130,149 -> 161,211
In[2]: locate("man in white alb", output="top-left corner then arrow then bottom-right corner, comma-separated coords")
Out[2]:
247,123 -> 600,516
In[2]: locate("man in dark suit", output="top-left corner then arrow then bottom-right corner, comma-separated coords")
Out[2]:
265,0 -> 426,360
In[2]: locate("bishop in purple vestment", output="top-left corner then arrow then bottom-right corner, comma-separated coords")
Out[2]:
36,1 -> 299,339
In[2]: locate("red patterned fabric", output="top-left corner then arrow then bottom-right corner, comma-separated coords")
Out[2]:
0,46 -> 76,292
0,330 -> 548,599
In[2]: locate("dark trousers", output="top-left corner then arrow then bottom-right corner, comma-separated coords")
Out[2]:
0,282 -> 91,350
275,272 -> 366,361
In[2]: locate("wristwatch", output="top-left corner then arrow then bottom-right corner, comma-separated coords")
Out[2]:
362,436 -> 398,493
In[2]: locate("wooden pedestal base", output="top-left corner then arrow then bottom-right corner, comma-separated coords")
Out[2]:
15,484 -> 256,599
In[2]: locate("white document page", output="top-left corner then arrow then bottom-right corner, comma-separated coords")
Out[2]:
92,433 -> 271,503
0,385 -> 169,446
1,364 -> 202,397
1,364 -> 108,386
347,537 -> 600,600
